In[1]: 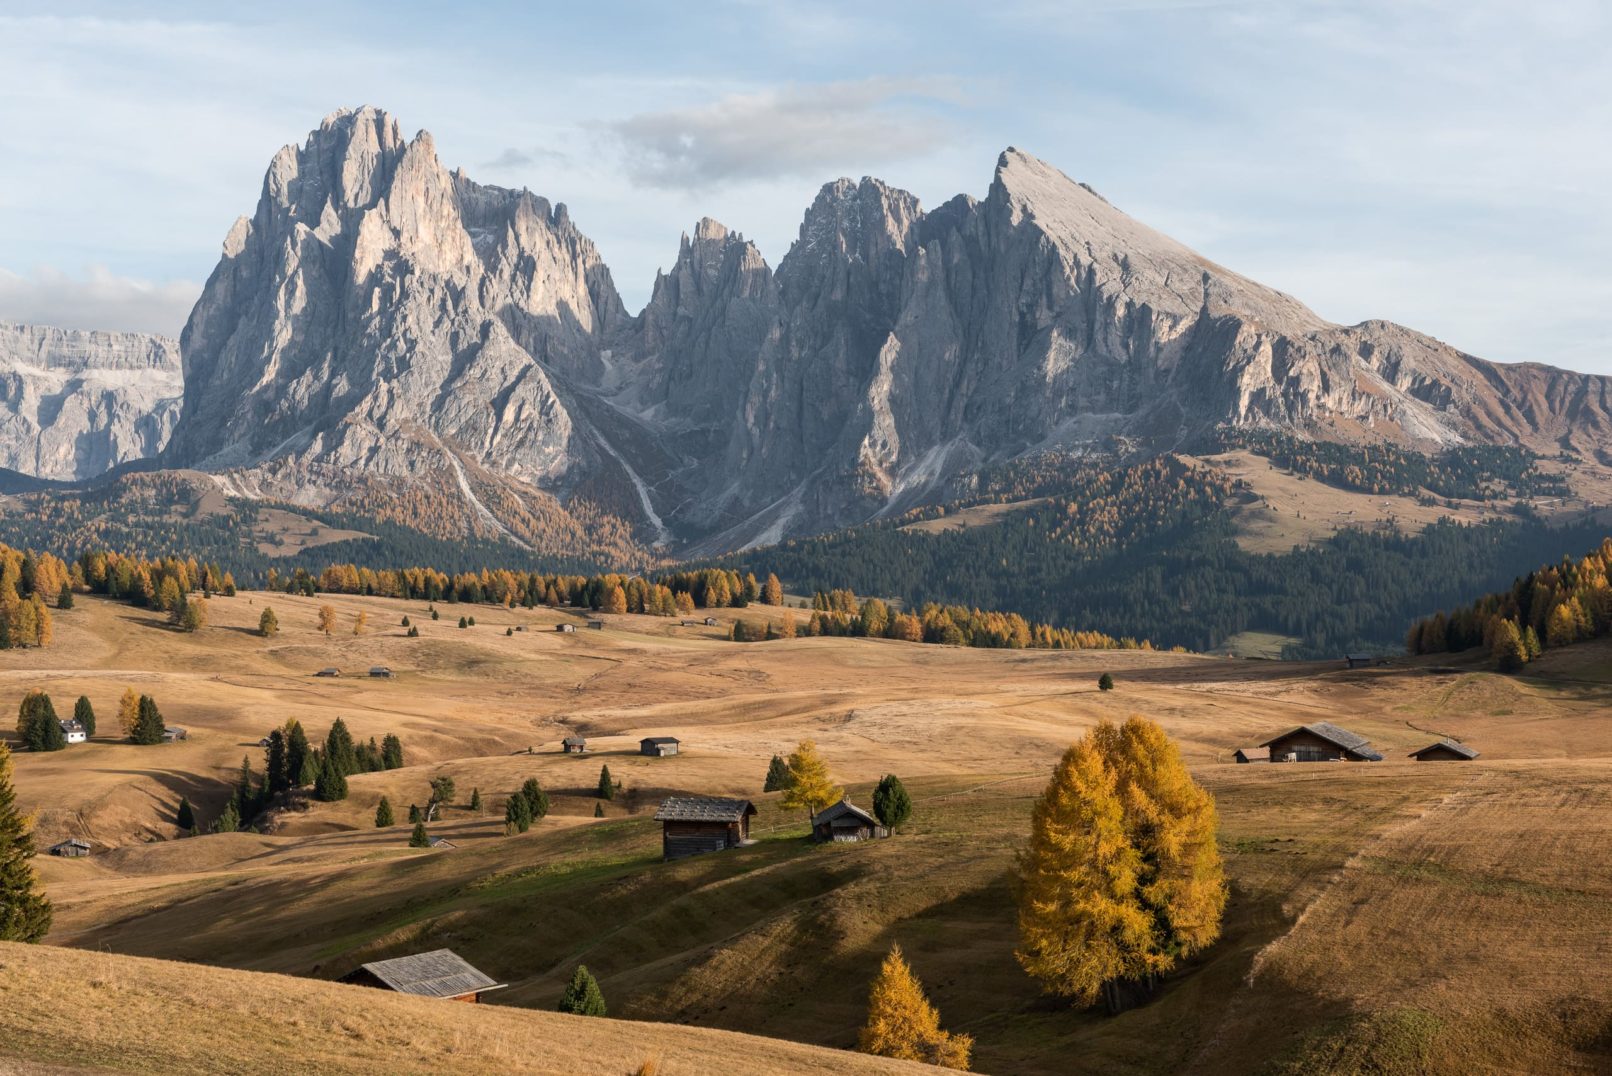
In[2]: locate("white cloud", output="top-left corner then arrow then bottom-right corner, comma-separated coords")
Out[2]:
605,79 -> 958,190
0,266 -> 200,337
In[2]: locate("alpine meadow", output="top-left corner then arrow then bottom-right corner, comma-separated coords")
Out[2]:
2,5 -> 1611,1074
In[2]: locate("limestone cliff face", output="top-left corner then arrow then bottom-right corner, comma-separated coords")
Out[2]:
153,109 -> 1612,554
0,322 -> 181,480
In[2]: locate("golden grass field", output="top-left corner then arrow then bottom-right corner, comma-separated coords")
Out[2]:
3,593 -> 1611,1074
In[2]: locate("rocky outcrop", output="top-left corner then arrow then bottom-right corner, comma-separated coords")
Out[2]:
0,322 -> 181,480
152,108 -> 1612,555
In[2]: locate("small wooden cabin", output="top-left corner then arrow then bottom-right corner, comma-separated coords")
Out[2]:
586,620 -> 605,630
640,736 -> 680,757
1259,722 -> 1382,762
1344,653 -> 1374,669
1232,747 -> 1269,764
703,616 -> 719,626
427,837 -> 457,849
1409,739 -> 1479,761
315,667 -> 340,677
49,838 -> 91,858
811,799 -> 888,842
339,949 -> 503,1003
369,666 -> 393,679
680,619 -> 699,627
555,623 -> 576,633
59,720 -> 87,745
561,736 -> 587,754
654,796 -> 756,860
162,727 -> 188,743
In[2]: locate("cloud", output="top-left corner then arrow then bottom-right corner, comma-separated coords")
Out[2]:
0,266 -> 201,337
605,79 -> 957,190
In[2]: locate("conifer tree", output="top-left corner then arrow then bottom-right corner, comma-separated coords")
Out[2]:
1016,716 -> 1224,1009
504,794 -> 532,834
409,821 -> 430,848
213,800 -> 240,834
286,721 -> 312,786
428,775 -> 456,817
401,616 -> 410,628
258,606 -> 278,637
18,692 -> 64,752
352,610 -> 368,635
57,588 -> 73,610
1098,673 -> 1115,692
1490,618 -> 1527,672
857,944 -> 971,1069
0,744 -> 51,941
763,754 -> 792,793
314,756 -> 348,802
763,573 -> 783,606
458,615 -> 468,629
176,796 -> 195,832
519,777 -> 549,820
326,718 -> 358,776
381,733 -> 404,770
469,787 -> 482,813
782,739 -> 843,824
872,774 -> 913,830
375,796 -> 394,827
596,765 -> 614,801
234,756 -> 254,819
557,964 -> 607,1016
409,803 -> 423,824
180,598 -> 207,632
130,694 -> 165,745
266,729 -> 289,793
73,695 -> 94,737
117,688 -> 139,738
603,585 -> 627,615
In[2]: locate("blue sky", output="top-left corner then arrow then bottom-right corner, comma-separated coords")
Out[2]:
1,1 -> 1607,373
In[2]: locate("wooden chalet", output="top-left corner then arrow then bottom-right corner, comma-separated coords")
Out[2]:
654,796 -> 756,860
561,736 -> 587,754
162,727 -> 188,743
339,949 -> 503,1003
315,667 -> 340,677
1344,653 -> 1374,669
1259,722 -> 1382,762
811,799 -> 888,842
703,616 -> 719,626
369,666 -> 393,678
1409,739 -> 1479,761
640,736 -> 680,757
48,838 -> 91,858
555,623 -> 576,633
59,720 -> 87,745
586,620 -> 606,630
1232,747 -> 1269,764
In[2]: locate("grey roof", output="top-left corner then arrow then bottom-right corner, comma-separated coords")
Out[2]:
812,799 -> 878,828
353,949 -> 501,999
641,736 -> 680,746
51,838 -> 91,851
1260,722 -> 1378,756
654,796 -> 755,823
59,720 -> 85,732
1410,738 -> 1479,759
562,735 -> 586,745
1345,653 -> 1374,662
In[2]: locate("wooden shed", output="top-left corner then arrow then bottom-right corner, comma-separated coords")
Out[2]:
703,616 -> 719,626
640,736 -> 680,757
339,949 -> 503,1003
1259,722 -> 1382,762
555,623 -> 576,633
811,799 -> 888,842
654,796 -> 756,860
48,838 -> 91,858
162,727 -> 188,743
561,736 -> 587,754
315,667 -> 340,677
369,666 -> 393,678
1409,739 -> 1479,761
1232,747 -> 1269,764
586,620 -> 605,630
1344,653 -> 1374,669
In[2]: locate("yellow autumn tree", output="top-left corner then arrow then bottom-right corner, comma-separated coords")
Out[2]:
858,944 -> 972,1069
117,688 -> 140,738
352,610 -> 369,636
781,739 -> 843,825
1016,716 -> 1224,1010
317,605 -> 337,637
603,585 -> 628,615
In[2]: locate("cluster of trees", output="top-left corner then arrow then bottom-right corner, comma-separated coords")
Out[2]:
0,742 -> 52,942
259,720 -> 406,817
0,543 -> 63,649
504,778 -> 550,834
797,596 -> 1150,651
73,549 -> 236,611
1220,431 -> 1570,501
763,744 -> 913,832
1016,717 -> 1224,1012
1406,537 -> 1612,671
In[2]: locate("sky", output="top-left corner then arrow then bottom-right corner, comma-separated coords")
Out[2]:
0,1 -> 1608,373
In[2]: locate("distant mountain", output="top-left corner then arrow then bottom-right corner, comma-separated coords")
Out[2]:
71,106 -> 1612,554
0,322 -> 181,481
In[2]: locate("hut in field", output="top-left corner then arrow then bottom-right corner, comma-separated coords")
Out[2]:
162,727 -> 188,743
586,620 -> 605,630
1258,722 -> 1382,762
811,799 -> 888,842
640,736 -> 680,757
555,623 -> 576,633
369,666 -> 393,678
1344,653 -> 1375,669
48,838 -> 91,858
561,736 -> 587,754
427,836 -> 457,849
59,720 -> 87,745
315,667 -> 340,677
1232,747 -> 1269,764
1409,739 -> 1479,761
654,796 -> 756,860
703,616 -> 719,626
339,949 -> 503,1003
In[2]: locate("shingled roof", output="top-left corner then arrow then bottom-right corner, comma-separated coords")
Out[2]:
654,796 -> 755,823
350,949 -> 502,999
1409,738 -> 1480,760
1259,722 -> 1384,761
812,799 -> 879,828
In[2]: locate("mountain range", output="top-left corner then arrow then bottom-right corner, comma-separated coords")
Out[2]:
11,106 -> 1612,555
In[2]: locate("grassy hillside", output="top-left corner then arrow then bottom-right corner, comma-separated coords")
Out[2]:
9,595 -> 1612,1073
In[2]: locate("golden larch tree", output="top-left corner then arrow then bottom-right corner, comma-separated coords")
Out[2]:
781,739 -> 843,824
317,604 -> 337,637
116,688 -> 140,738
352,610 -> 368,636
1016,715 -> 1224,1009
858,944 -> 972,1069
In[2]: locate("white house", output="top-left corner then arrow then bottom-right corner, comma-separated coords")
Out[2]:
59,720 -> 87,745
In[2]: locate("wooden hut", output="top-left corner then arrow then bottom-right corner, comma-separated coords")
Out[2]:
654,796 -> 756,860
703,616 -> 719,626
1344,653 -> 1374,669
561,736 -> 587,754
1409,739 -> 1479,761
555,623 -> 576,633
369,666 -> 393,678
586,620 -> 605,630
640,736 -> 680,757
811,799 -> 888,842
162,727 -> 188,743
315,667 -> 340,677
1258,722 -> 1382,762
339,949 -> 503,1003
48,838 -> 91,858
1232,747 -> 1269,764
